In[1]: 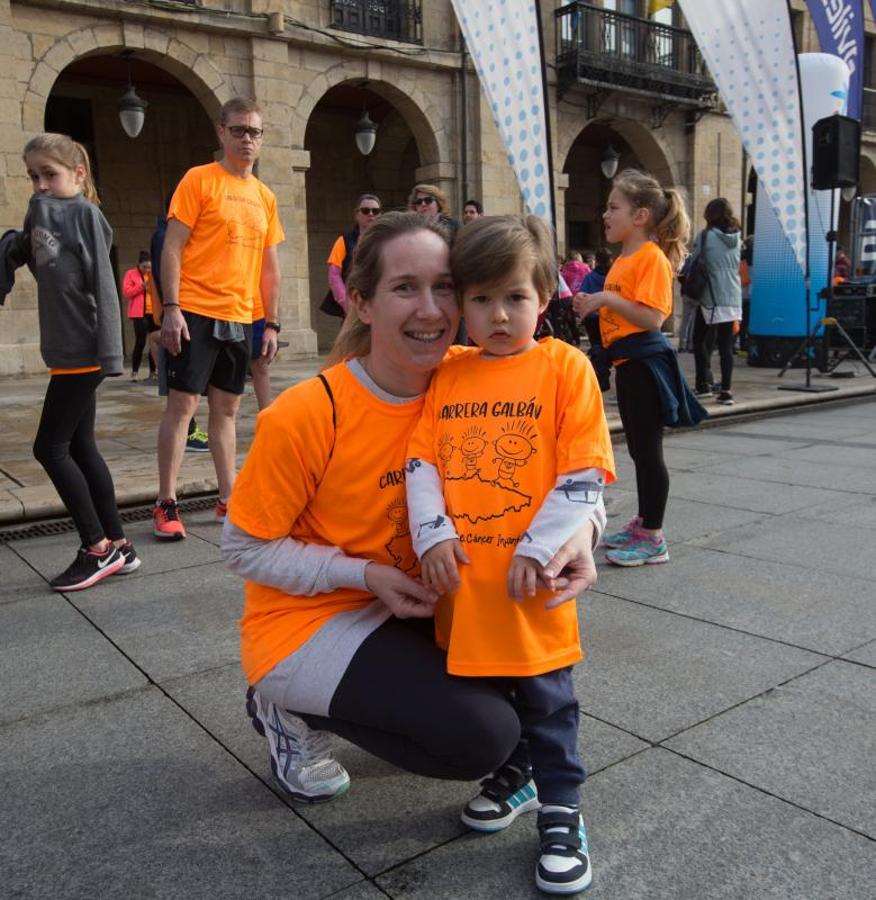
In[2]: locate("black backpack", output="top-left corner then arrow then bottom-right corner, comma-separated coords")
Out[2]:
536,293 -> 581,346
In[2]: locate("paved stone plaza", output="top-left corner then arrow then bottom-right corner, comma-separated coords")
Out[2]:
1,395 -> 874,899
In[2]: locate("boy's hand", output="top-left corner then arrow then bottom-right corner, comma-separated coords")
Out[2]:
421,539 -> 469,594
508,555 -> 541,600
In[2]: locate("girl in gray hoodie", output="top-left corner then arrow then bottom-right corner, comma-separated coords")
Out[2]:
23,133 -> 139,591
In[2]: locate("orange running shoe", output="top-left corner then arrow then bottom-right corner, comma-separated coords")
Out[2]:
153,499 -> 186,540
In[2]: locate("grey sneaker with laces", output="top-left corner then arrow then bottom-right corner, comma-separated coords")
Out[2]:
245,687 -> 350,802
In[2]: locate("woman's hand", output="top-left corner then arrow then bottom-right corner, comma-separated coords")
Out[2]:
365,563 -> 439,619
573,291 -> 606,318
421,539 -> 470,594
540,520 -> 598,608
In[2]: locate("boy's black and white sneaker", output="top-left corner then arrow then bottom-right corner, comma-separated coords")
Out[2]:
49,545 -> 125,592
115,541 -> 141,574
461,761 -> 540,832
245,687 -> 350,803
535,806 -> 592,895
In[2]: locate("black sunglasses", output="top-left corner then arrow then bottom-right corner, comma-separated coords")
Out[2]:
226,125 -> 264,139
358,207 -> 381,216
413,196 -> 436,207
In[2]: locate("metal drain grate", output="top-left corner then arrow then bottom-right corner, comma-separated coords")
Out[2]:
0,495 -> 219,544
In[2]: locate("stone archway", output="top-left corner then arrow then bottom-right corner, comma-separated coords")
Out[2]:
22,24 -> 233,134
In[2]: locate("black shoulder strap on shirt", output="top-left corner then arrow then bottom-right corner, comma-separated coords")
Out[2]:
317,372 -> 336,460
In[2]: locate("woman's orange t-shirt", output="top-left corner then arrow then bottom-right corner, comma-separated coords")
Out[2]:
408,339 -> 616,677
599,240 -> 673,349
228,363 -> 426,685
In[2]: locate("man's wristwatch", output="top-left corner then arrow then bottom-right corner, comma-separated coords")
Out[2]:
265,321 -> 281,333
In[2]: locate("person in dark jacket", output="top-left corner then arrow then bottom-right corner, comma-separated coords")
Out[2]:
23,132 -> 139,591
324,193 -> 381,317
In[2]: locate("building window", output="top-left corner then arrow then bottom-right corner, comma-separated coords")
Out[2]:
330,0 -> 423,45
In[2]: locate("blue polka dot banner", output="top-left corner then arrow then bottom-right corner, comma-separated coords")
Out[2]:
451,0 -> 553,222
678,0 -> 808,275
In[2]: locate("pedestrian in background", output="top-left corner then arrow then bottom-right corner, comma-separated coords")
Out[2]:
691,198 -> 742,405
408,183 -> 460,236
462,198 -> 483,224
323,193 -> 381,318
22,133 -> 139,590
561,250 -> 591,296
123,250 -> 157,381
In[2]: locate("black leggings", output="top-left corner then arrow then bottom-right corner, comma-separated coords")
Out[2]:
33,372 -> 124,547
302,617 -> 522,782
615,359 -> 669,530
693,309 -> 735,392
131,316 -> 155,375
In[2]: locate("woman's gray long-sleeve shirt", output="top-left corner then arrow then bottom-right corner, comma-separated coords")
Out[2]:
25,193 -> 123,375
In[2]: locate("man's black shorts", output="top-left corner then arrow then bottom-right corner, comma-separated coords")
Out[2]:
164,310 -> 252,396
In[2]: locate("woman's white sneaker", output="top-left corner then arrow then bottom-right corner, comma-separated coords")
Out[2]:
245,687 -> 350,802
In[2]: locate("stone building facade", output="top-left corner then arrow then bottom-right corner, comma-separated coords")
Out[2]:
1,0 -> 874,373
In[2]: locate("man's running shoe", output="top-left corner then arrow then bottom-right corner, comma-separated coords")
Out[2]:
185,427 -> 209,453
461,761 -> 540,832
536,807 -> 592,894
153,499 -> 186,540
716,390 -> 734,406
605,534 -> 669,567
115,541 -> 141,574
50,545 -> 125,592
245,687 -> 350,802
215,500 -> 227,522
602,515 -> 642,549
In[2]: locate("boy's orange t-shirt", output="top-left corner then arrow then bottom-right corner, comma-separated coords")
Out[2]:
168,162 -> 284,324
599,240 -> 673,348
228,362 -> 425,685
408,339 -> 616,678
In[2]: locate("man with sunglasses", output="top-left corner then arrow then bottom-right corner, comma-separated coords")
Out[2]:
154,97 -> 284,539
322,193 -> 381,318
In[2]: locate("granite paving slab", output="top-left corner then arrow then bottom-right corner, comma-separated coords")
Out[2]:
0,594 -> 147,725
68,561 -> 242,682
707,453 -> 876,494
662,429 -> 814,457
666,661 -> 876,837
691,515 -> 876,581
660,443 -> 739,471
796,493 -> 876,527
776,441 -> 876,470
661,469 -> 848,514
843,640 -> 876,667
327,882 -> 392,899
592,543 -> 875,656
0,544 -> 47,601
0,688 -> 360,899
712,414 -> 876,441
575,593 -> 825,742
9,523 -> 224,581
376,749 -> 876,900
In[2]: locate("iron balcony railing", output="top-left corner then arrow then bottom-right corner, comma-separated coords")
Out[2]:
556,2 -> 715,105
330,0 -> 423,45
863,88 -> 876,132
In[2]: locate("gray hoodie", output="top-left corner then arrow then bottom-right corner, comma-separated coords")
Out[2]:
696,227 -> 742,308
25,193 -> 123,375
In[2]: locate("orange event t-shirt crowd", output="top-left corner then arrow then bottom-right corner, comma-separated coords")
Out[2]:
168,162 -> 284,324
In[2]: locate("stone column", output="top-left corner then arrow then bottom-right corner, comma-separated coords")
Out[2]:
251,35 -> 317,357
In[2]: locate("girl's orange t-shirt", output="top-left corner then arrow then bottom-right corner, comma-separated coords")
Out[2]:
408,339 -> 616,677
228,362 -> 426,685
599,240 -> 673,348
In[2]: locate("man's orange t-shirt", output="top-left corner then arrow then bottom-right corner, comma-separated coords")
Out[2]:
168,162 -> 284,324
408,339 -> 616,677
228,363 -> 425,685
599,241 -> 673,348
252,293 -> 265,322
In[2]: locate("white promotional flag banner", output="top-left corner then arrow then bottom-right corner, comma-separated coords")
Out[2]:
677,0 -> 807,274
450,0 -> 553,221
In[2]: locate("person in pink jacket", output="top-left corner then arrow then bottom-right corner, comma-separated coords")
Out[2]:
122,250 -> 156,381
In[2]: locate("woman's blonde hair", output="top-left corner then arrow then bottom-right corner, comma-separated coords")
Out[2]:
23,133 -> 100,205
325,211 -> 451,366
612,168 -> 689,271
451,214 -> 557,303
407,183 -> 450,216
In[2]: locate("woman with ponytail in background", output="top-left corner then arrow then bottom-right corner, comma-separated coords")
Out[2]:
574,169 -> 705,568
23,133 -> 139,591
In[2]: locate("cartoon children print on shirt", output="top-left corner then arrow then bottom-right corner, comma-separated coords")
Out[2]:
492,420 -> 537,488
384,496 -> 418,573
459,426 -> 487,476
